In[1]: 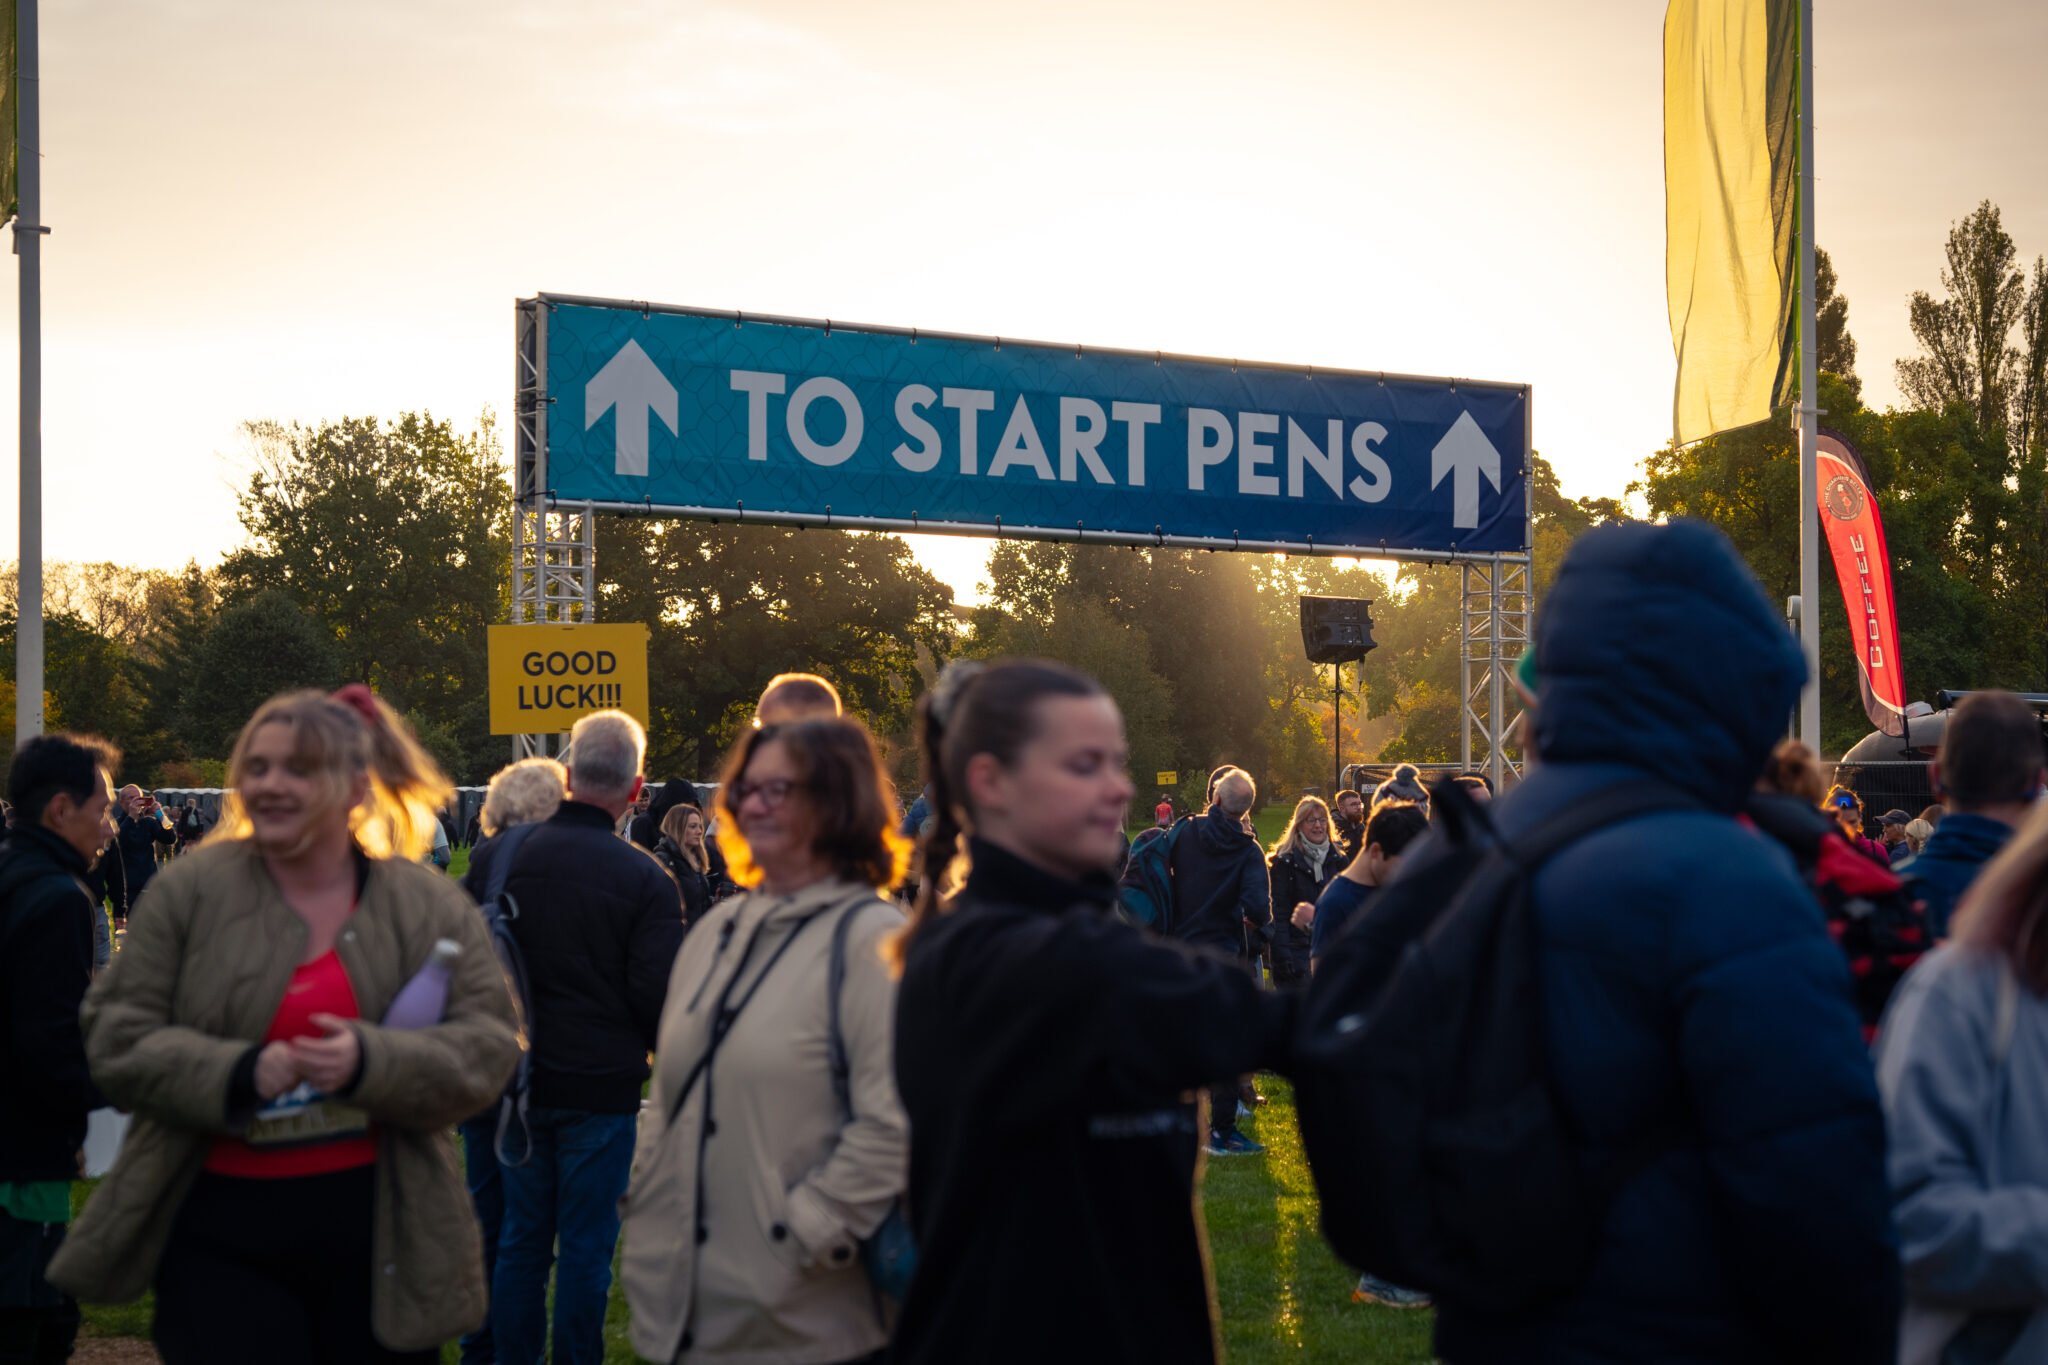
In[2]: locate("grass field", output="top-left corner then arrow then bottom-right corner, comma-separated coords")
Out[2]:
76,1081 -> 1433,1363
81,812 -> 1416,1362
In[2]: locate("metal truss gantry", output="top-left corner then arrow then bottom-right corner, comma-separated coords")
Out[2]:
1461,553 -> 1531,790
511,298 -> 598,759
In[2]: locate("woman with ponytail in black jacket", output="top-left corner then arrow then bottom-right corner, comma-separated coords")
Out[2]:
887,659 -> 1297,1365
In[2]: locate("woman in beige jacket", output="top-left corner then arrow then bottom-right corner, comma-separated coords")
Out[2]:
48,688 -> 520,1362
622,717 -> 911,1365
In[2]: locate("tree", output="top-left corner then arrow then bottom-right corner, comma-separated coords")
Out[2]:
184,589 -> 343,757
1530,452 -> 1628,598
1634,363 -> 2046,754
2018,255 -> 2048,458
221,412 -> 510,780
596,520 -> 957,780
1895,201 -> 2043,441
1816,246 -> 1859,390
971,543 -> 1273,790
972,588 -> 1178,788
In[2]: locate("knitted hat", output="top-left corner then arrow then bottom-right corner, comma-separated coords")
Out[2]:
1373,762 -> 1429,808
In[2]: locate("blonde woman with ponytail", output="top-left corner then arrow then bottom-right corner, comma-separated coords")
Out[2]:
50,686 -> 520,1363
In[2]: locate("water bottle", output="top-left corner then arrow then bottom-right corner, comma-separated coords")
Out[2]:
382,939 -> 461,1030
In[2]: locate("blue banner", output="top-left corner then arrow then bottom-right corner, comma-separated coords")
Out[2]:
540,298 -> 1529,556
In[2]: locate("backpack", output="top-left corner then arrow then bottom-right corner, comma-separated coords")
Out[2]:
475,821 -> 541,1165
1117,818 -> 1187,933
1293,776 -> 1699,1316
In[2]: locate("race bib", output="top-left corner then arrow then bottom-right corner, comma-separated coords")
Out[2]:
242,1082 -> 371,1148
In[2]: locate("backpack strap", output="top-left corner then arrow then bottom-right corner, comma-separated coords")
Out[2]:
482,821 -> 539,908
1498,777 -> 1706,869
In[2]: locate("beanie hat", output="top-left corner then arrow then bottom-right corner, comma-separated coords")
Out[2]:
1373,762 -> 1429,808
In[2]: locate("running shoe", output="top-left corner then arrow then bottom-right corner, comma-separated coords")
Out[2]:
1204,1130 -> 1267,1156
1353,1274 -> 1432,1309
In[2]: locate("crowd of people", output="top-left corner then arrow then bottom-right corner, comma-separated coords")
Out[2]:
4,520 -> 2048,1364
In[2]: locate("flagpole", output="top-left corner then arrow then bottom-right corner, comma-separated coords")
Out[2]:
1796,0 -> 1821,752
12,0 -> 39,745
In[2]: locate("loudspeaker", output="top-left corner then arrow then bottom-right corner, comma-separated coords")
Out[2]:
1300,595 -> 1377,665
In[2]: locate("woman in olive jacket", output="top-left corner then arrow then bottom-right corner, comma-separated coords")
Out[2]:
49,688 -> 520,1363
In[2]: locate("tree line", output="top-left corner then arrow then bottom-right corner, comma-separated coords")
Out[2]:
1,198 -> 2037,793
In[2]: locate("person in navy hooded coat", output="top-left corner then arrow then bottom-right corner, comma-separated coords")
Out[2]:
1432,520 -> 1899,1365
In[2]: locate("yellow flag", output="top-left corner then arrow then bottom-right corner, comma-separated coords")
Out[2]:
1664,0 -> 1798,446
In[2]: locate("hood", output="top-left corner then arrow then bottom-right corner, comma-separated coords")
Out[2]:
648,779 -> 701,824
1534,519 -> 1805,813
1195,810 -> 1255,856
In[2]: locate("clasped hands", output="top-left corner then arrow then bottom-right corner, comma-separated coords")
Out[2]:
253,1013 -> 361,1101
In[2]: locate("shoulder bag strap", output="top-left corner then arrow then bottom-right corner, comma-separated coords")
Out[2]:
826,900 -> 868,1124
665,904 -> 833,1126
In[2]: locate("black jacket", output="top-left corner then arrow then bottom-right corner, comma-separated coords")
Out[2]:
891,839 -> 1296,1365
1165,811 -> 1271,954
463,801 -> 685,1113
1331,812 -> 1365,866
1265,845 -> 1337,984
649,837 -> 722,932
0,826 -> 108,1180
115,810 -> 176,911
628,779 -> 703,851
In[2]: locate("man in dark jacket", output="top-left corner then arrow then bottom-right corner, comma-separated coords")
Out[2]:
0,733 -> 118,1363
1897,689 -> 2044,939
111,785 -> 174,920
1432,521 -> 1899,1365
1167,767 -> 1270,1155
464,710 -> 684,1365
1330,788 -> 1366,863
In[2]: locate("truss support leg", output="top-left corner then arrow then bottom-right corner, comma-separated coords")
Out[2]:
509,501 -> 597,760
1460,554 -> 1532,790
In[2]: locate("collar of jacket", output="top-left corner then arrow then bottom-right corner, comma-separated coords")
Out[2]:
963,837 -> 1114,914
550,799 -> 621,831
729,874 -> 883,927
1921,812 -> 2015,866
0,823 -> 90,878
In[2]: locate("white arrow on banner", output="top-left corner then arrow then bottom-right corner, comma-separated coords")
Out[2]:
585,341 -> 678,477
1430,410 -> 1503,530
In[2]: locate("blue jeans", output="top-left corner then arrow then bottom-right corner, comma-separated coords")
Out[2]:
458,1115 -> 503,1365
490,1108 -> 636,1365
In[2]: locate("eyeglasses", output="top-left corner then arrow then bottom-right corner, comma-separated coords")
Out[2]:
733,778 -> 798,809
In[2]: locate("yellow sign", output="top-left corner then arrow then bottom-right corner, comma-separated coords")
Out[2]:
1156,771 -> 1177,785
489,624 -> 650,735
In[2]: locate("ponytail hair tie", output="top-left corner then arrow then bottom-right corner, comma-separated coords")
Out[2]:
331,683 -> 382,727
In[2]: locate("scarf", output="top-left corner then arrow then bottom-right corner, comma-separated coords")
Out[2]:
1301,836 -> 1331,881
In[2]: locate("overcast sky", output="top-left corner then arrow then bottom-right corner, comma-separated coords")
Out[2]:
0,0 -> 2041,603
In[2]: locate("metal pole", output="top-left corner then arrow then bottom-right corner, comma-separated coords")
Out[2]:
1489,555 -> 1505,790
1332,663 -> 1342,795
1795,0 -> 1822,751
14,0 -> 41,745
1459,564 -> 1473,772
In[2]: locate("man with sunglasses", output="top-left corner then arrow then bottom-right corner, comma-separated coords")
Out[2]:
462,709 -> 684,1365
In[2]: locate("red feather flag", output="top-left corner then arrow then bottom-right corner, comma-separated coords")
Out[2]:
1815,430 -> 1907,737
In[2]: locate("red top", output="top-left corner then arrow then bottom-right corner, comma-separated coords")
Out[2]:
206,950 -> 379,1178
